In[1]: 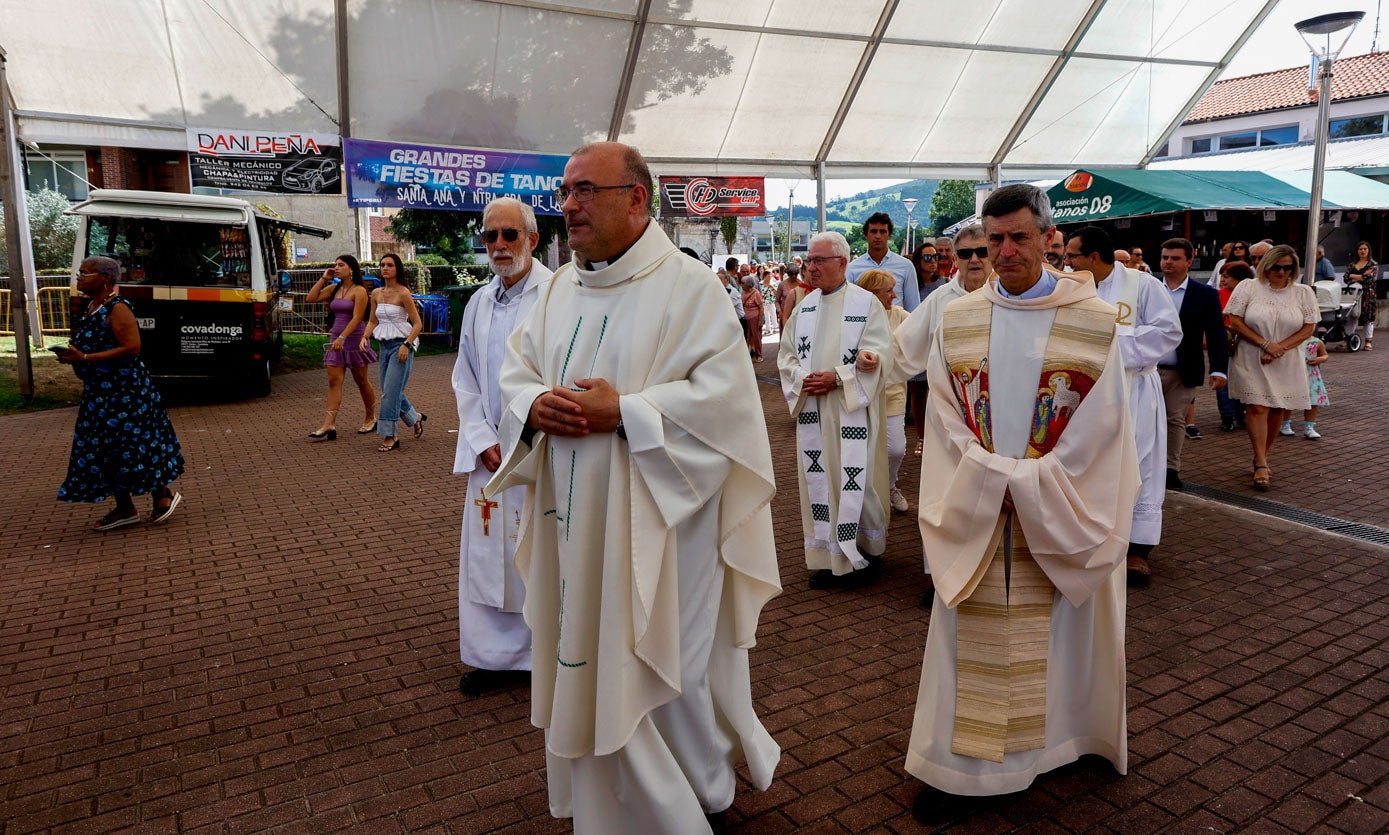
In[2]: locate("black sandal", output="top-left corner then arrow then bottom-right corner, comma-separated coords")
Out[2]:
413,413 -> 428,440
148,489 -> 182,524
94,507 -> 141,531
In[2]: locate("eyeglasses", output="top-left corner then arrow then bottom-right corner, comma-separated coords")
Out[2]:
483,228 -> 522,244
553,183 -> 636,203
1266,264 -> 1296,274
917,254 -> 939,262
805,256 -> 844,267
76,271 -> 101,279
956,246 -> 989,261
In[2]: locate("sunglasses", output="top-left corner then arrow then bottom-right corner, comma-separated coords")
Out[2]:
917,254 -> 939,262
1266,264 -> 1296,274
483,228 -> 522,244
956,246 -> 989,261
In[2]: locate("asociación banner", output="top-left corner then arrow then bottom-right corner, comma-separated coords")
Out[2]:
188,128 -> 342,194
344,138 -> 567,215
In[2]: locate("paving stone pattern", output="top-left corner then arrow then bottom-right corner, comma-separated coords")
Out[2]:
1,335 -> 1387,833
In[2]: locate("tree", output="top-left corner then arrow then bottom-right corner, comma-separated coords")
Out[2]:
927,180 -> 977,235
386,208 -> 566,265
0,188 -> 81,273
719,216 -> 738,255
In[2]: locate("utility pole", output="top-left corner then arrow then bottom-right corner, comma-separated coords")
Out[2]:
0,45 -> 34,398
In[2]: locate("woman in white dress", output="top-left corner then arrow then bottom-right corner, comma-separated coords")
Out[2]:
1224,245 -> 1318,490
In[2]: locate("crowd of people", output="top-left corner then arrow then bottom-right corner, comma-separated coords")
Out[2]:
50,137 -> 1377,832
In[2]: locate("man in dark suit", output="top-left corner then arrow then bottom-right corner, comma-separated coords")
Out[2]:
1156,238 -> 1227,497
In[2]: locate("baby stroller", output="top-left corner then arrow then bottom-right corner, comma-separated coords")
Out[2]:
1314,279 -> 1364,351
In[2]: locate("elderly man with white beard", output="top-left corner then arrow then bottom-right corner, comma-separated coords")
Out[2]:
452,196 -> 554,696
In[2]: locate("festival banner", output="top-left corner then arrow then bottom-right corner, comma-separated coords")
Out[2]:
188,128 -> 342,194
344,138 -> 567,215
659,176 -> 766,218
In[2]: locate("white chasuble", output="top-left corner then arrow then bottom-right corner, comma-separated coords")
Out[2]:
907,276 -> 1140,795
778,282 -> 891,575
452,261 -> 553,671
1093,264 -> 1181,546
487,222 -> 782,830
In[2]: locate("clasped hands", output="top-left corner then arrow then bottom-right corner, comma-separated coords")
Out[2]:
1259,341 -> 1286,366
804,351 -> 878,396
527,377 -> 622,437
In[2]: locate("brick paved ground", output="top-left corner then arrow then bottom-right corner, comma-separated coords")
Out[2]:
2,333 -> 1387,834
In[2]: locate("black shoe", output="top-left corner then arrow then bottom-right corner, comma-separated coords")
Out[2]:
1220,420 -> 1235,432
705,810 -> 728,834
911,785 -> 979,826
808,561 -> 881,590
1166,468 -> 1183,490
1185,424 -> 1203,439
459,669 -> 530,696
1234,419 -> 1246,430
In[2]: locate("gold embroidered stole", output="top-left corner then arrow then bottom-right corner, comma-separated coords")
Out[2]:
940,294 -> 1115,762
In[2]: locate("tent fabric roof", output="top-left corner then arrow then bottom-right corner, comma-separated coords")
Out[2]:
1185,51 -> 1389,125
1047,168 -> 1389,224
1,0 -> 1281,179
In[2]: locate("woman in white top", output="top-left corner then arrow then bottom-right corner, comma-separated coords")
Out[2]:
1224,245 -> 1318,490
361,253 -> 425,451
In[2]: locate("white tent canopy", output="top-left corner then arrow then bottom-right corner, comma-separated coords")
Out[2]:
2,0 -> 1280,179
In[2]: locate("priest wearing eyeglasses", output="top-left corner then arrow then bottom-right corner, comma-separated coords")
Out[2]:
486,141 -> 782,832
452,196 -> 553,696
779,231 -> 892,591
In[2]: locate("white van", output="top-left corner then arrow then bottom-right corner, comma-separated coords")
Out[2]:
67,189 -> 331,395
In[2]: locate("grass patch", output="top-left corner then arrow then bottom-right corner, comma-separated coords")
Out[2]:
0,352 -> 83,415
279,333 -> 455,375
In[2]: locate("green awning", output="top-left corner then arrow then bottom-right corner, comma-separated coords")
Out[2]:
1047,169 -> 1389,224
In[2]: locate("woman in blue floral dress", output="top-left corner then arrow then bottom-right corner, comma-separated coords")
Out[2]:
55,256 -> 184,531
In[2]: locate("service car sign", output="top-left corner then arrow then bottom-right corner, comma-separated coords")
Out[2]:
659,176 -> 766,218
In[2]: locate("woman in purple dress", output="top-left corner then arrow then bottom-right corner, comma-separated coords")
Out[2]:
305,254 -> 377,439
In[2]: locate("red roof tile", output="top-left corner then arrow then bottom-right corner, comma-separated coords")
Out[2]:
1186,51 -> 1389,124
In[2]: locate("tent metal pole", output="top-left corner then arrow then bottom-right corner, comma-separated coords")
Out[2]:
817,162 -> 826,233
0,45 -> 34,398
609,0 -> 653,141
334,0 -> 350,135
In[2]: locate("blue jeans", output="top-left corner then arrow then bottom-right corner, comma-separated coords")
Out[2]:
377,338 -> 419,438
1217,387 -> 1244,425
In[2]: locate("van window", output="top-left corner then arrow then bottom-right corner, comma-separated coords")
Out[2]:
85,215 -> 253,287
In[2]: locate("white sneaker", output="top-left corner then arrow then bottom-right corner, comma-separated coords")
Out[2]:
889,487 -> 909,513
1305,426 -> 1321,439
1279,421 -> 1294,436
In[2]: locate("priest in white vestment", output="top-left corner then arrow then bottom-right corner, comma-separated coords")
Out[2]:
1063,227 -> 1182,589
452,197 -> 553,695
779,231 -> 891,590
487,142 -> 781,834
905,185 -> 1140,824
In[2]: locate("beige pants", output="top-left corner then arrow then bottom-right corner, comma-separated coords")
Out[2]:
1159,369 -> 1195,472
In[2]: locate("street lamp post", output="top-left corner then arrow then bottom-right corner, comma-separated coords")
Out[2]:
786,182 -> 797,263
902,197 -> 918,255
765,214 -> 776,263
1296,11 -> 1364,285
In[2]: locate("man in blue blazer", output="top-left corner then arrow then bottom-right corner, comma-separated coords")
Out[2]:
1155,238 -> 1228,502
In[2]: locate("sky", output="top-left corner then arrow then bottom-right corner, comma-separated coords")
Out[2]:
764,0 -> 1385,209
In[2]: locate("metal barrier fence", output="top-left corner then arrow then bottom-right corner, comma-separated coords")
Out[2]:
0,286 -> 73,338
0,269 -> 490,338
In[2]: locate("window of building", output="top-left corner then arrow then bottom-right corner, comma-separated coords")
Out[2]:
1190,137 -> 1212,154
1219,132 -> 1259,151
1258,125 -> 1299,145
24,152 -> 89,201
1330,115 -> 1386,138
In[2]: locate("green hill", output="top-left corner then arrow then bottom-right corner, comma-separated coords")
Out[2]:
769,179 -> 947,232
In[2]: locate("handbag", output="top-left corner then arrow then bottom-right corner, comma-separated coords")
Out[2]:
1227,327 -> 1241,356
